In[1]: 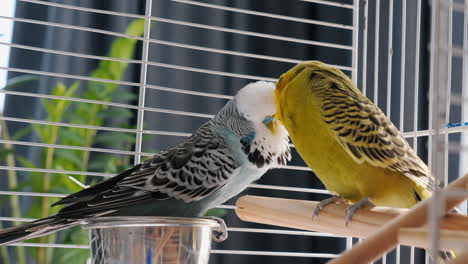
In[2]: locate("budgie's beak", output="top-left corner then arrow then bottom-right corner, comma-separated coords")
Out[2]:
262,115 -> 276,134
274,73 -> 291,124
275,75 -> 287,100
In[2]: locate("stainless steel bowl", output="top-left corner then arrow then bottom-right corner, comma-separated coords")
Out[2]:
84,217 -> 220,264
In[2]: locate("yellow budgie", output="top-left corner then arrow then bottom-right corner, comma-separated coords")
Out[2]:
274,61 -> 454,261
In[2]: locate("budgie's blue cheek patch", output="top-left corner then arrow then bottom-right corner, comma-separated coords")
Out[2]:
240,131 -> 256,148
262,115 -> 274,124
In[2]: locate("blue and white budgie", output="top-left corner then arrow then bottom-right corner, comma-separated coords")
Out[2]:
0,81 -> 290,245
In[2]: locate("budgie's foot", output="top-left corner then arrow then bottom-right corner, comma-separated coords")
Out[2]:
345,197 -> 374,226
312,196 -> 343,220
203,216 -> 228,242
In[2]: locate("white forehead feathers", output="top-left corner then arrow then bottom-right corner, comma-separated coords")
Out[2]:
234,81 -> 276,123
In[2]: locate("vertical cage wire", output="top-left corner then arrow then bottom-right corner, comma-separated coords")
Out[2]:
429,1 -> 441,258
386,0 -> 394,118
373,0 -> 380,105
399,0 -> 406,132
361,0 -> 369,96
444,0 -> 453,188
462,0 -> 468,216
134,0 -> 153,165
410,1 -> 423,262
429,0 -> 466,263
351,0 -> 360,83
464,1 -> 468,131
352,8 -> 360,259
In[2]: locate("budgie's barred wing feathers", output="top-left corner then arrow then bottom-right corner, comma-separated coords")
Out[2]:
309,70 -> 436,192
117,125 -> 237,202
55,123 -> 238,218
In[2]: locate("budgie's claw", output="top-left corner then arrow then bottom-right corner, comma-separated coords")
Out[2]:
345,197 -> 374,226
204,216 -> 228,242
312,196 -> 342,220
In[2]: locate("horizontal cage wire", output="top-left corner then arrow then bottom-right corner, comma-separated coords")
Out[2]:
0,0 -> 466,264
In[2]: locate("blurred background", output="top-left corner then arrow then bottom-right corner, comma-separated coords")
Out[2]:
0,0 -> 466,264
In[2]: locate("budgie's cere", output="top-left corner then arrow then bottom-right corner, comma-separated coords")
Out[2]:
0,81 -> 290,245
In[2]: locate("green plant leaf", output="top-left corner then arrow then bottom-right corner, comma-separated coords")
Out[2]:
27,199 -> 43,219
16,156 -> 37,169
53,248 -> 89,264
10,181 -> 30,192
98,107 -> 133,119
87,155 -> 113,171
16,156 -> 43,191
0,196 -> 9,207
86,18 -> 144,101
0,149 -> 13,160
51,164 -> 85,192
204,208 -> 228,217
115,89 -> 138,101
11,125 -> 33,141
118,123 -> 137,129
54,149 -> 82,168
63,82 -> 80,98
48,82 -> 80,122
41,97 -> 57,121
53,226 -> 89,264
59,128 -> 87,146
32,124 -> 48,143
104,157 -> 118,173
124,18 -> 145,37
94,131 -> 136,146
3,74 -> 39,90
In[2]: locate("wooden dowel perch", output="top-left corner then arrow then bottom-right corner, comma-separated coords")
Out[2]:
236,196 -> 468,248
399,228 -> 468,250
236,195 -> 468,242
328,174 -> 468,264
448,249 -> 468,264
235,173 -> 468,264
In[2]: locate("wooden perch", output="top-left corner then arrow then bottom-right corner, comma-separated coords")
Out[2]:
448,249 -> 468,264
236,173 -> 468,263
236,196 -> 468,247
329,173 -> 468,264
399,227 -> 468,250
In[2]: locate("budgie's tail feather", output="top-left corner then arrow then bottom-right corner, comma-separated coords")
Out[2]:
0,216 -> 79,245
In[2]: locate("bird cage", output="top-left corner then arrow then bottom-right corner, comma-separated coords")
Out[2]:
0,0 -> 466,264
